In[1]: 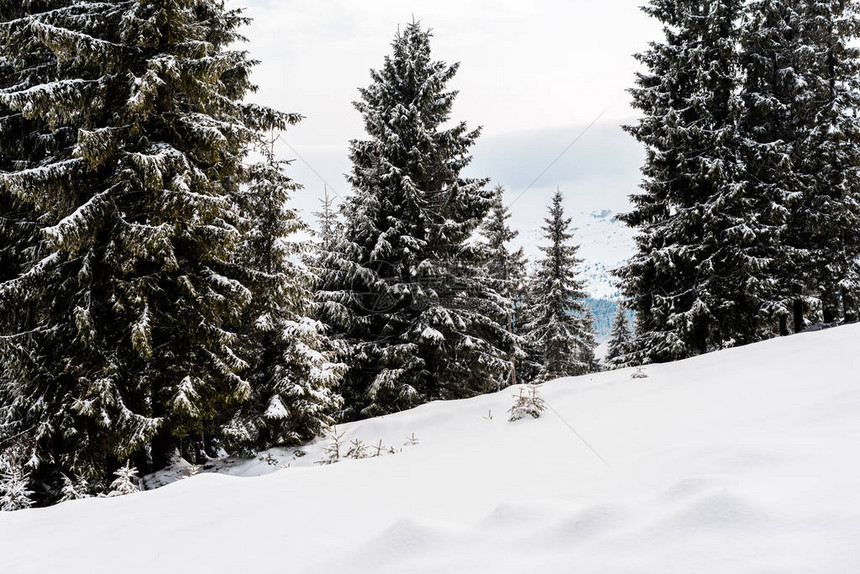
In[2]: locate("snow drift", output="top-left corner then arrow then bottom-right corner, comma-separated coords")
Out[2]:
2,324 -> 859,573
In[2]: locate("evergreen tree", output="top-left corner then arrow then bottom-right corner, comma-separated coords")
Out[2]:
108,461 -> 139,497
739,0 -> 809,336
606,303 -> 632,369
523,189 -> 595,381
59,473 -> 90,502
314,186 -> 342,254
0,444 -> 33,511
791,0 -> 860,326
580,306 -> 599,372
225,134 -> 344,453
620,0 -> 769,362
0,468 -> 34,512
0,0 -> 301,500
480,184 -> 527,386
319,22 -> 515,418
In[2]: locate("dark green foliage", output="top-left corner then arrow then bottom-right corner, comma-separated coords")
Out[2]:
622,0 -> 860,363
522,189 -> 596,381
605,302 -> 632,369
319,22 -> 515,418
225,135 -> 344,453
480,185 -> 527,386
0,0 -> 317,502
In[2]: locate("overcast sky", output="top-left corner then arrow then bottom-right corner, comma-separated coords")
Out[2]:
228,0 -> 662,245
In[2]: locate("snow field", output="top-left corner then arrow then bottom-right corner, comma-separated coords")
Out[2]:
1,324 -> 859,573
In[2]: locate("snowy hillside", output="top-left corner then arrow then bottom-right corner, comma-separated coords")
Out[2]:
3,325 -> 859,573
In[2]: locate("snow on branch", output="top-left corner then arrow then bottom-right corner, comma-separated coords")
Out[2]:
239,103 -> 303,131
43,188 -> 113,252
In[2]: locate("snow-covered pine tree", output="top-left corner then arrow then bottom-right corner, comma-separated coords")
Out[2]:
0,1 -> 59,500
0,444 -> 33,511
523,189 -> 596,381
480,184 -> 527,386
507,384 -> 547,422
738,0 -> 809,336
790,0 -> 860,326
59,473 -> 90,502
605,303 -> 632,369
225,133 -> 344,453
108,461 -> 139,497
0,468 -> 34,512
580,306 -> 599,372
314,186 -> 343,254
0,1 -> 300,501
319,22 -> 515,418
620,0 -> 768,362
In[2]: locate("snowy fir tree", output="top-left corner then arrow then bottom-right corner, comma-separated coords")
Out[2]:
621,0 -> 860,364
620,0 -> 778,362
225,133 -> 344,453
314,187 -> 343,255
787,0 -> 860,327
108,461 -> 139,497
522,189 -> 596,381
507,384 -> 547,422
738,0 -> 811,336
0,1 -> 310,502
59,473 -> 90,502
0,468 -> 34,512
605,303 -> 633,369
0,445 -> 33,511
318,22 -> 516,419
480,185 -> 528,386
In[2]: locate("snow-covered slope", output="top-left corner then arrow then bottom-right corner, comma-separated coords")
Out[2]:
3,325 -> 860,573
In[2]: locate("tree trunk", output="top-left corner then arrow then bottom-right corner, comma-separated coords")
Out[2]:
821,286 -> 839,324
779,315 -> 789,337
792,298 -> 805,334
843,291 -> 858,324
150,427 -> 176,472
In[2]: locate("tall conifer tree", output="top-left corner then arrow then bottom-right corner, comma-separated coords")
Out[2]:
606,303 -> 632,369
621,0 -> 765,362
319,22 -> 514,418
225,135 -> 344,453
480,185 -> 527,386
0,0 -> 305,500
523,189 -> 595,381
793,0 -> 860,325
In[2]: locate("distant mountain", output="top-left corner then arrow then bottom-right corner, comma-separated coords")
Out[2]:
584,297 -> 633,340
516,207 -> 635,300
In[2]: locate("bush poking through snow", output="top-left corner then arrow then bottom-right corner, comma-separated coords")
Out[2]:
346,439 -> 369,459
631,367 -> 648,379
60,474 -> 90,502
109,462 -> 140,497
318,426 -> 346,465
372,440 -> 387,457
508,385 -> 547,422
179,465 -> 200,480
0,468 -> 34,512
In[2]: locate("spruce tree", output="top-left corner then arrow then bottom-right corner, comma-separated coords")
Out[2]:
523,189 -> 595,381
792,0 -> 860,326
480,184 -> 527,386
605,303 -> 632,369
225,134 -> 344,453
738,0 -> 808,336
0,0 -> 301,500
314,187 -> 342,254
620,0 -> 768,362
319,22 -> 515,418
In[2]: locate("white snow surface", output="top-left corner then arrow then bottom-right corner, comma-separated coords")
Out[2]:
3,325 -> 860,573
